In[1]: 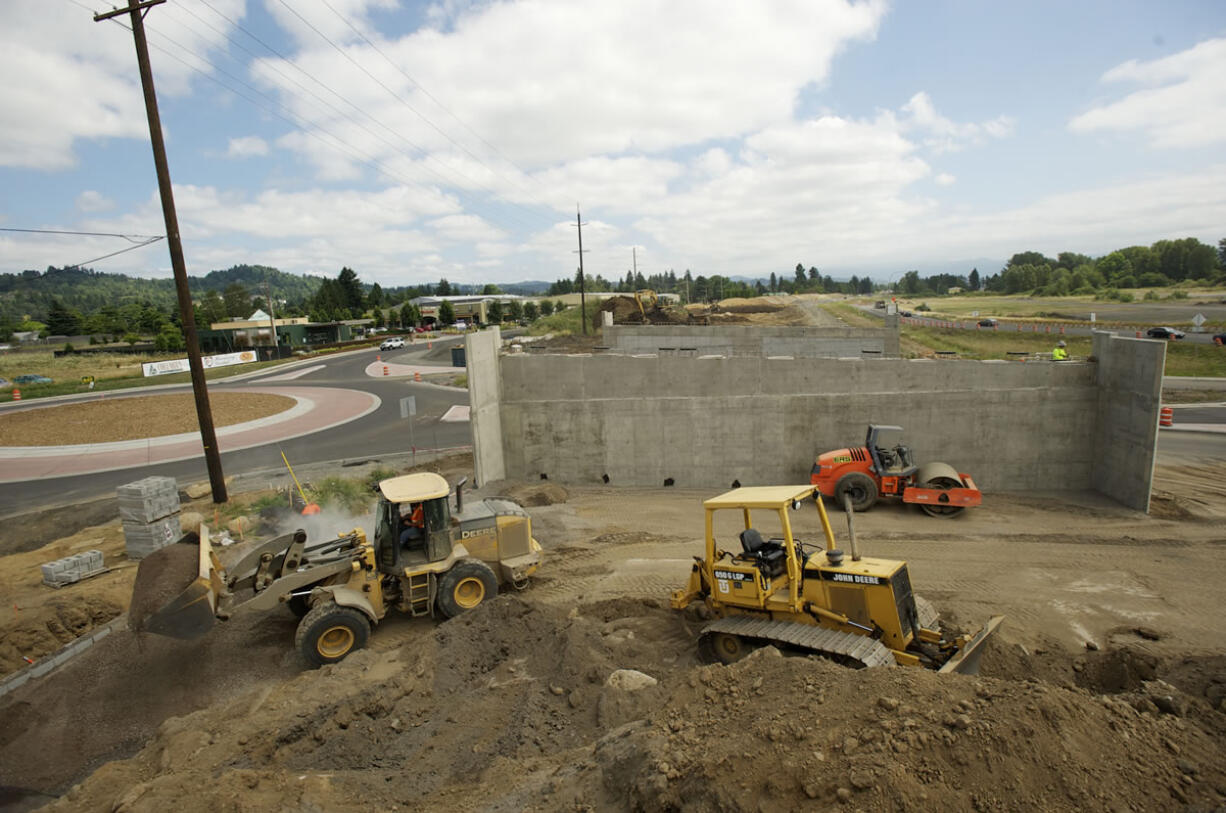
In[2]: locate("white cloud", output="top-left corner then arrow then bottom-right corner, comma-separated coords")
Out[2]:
0,1 -> 245,171
899,91 -> 1013,153
934,173 -> 956,186
76,190 -> 115,213
257,0 -> 887,174
226,137 -> 270,158
1069,37 -> 1226,148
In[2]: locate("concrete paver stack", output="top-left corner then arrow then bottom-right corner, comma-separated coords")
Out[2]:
117,476 -> 182,559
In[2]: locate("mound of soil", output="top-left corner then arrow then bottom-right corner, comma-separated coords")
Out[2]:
500,482 -> 570,506
127,537 -> 201,634
33,596 -> 1226,813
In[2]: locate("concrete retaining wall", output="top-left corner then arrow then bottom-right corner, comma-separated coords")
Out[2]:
1092,331 -> 1165,511
604,324 -> 899,358
467,327 -> 506,486
470,330 -> 1163,510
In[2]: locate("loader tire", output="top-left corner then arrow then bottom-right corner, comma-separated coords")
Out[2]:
835,472 -> 878,512
295,602 -> 370,667
437,559 -> 498,619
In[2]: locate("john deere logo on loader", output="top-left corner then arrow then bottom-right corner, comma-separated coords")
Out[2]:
461,527 -> 495,540
825,572 -> 881,585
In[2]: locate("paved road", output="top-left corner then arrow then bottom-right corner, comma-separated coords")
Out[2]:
857,304 -> 1224,346
0,340 -> 472,516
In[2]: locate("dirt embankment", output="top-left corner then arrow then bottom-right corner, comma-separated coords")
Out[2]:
26,595 -> 1226,813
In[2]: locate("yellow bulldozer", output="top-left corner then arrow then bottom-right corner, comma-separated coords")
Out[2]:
671,484 -> 1001,673
133,473 -> 542,666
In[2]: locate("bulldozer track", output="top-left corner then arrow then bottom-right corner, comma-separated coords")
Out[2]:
701,616 -> 896,668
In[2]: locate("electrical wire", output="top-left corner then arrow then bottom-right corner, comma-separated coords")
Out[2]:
0,227 -> 163,241
69,236 -> 165,268
156,3 -> 548,234
316,0 -> 558,215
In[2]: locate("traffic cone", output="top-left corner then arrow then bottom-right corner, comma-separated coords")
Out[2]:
414,371 -> 422,382
377,354 -> 381,361
11,388 -> 19,401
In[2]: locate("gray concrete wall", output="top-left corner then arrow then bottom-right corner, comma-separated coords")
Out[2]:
604,324 -> 900,359
496,353 -> 1098,493
467,327 -> 505,487
1091,331 -> 1165,512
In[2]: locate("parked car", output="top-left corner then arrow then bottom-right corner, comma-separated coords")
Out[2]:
415,326 -> 430,333
1213,333 -> 1226,346
380,337 -> 406,351
13,374 -> 53,384
900,310 -> 913,317
1145,327 -> 1185,340
0,377 -> 10,390
977,318 -> 998,327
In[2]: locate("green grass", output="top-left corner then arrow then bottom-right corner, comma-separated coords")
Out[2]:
525,303 -> 603,336
0,352 -> 309,403
1164,341 -> 1226,377
307,476 -> 376,514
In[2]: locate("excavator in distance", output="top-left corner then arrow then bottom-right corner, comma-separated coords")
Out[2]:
811,424 -> 981,517
671,483 -> 1001,672
132,473 -> 542,666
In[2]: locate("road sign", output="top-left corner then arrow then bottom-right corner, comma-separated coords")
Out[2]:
399,396 -> 417,419
1193,313 -> 1206,326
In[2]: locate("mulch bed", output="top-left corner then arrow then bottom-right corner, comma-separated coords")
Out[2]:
0,392 -> 295,446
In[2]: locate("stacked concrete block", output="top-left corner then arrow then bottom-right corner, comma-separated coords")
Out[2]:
118,476 -> 182,559
41,549 -> 105,587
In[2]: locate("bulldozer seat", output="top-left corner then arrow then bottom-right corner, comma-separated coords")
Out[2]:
737,529 -> 787,578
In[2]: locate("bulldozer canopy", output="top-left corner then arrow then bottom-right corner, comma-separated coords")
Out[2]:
379,472 -> 450,504
704,484 -> 816,511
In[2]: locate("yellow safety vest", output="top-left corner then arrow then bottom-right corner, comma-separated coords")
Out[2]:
1052,347 -> 1068,361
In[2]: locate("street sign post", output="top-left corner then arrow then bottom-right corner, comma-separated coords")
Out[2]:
400,396 -> 417,462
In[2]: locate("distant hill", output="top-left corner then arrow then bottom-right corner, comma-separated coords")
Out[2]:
0,264 -> 325,322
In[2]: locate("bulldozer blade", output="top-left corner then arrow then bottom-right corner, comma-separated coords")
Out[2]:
938,616 -> 1004,675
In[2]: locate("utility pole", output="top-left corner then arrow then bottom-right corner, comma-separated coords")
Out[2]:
96,0 -> 227,503
632,246 -> 637,283
572,205 -> 589,335
264,281 -> 277,354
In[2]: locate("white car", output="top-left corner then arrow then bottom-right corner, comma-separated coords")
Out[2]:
380,337 -> 406,351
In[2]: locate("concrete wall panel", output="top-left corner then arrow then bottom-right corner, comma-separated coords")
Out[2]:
1091,332 -> 1164,511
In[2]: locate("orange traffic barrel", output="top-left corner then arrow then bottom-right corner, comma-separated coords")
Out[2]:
383,365 -> 389,376
414,371 -> 422,382
11,388 -> 20,401
1159,407 -> 1173,427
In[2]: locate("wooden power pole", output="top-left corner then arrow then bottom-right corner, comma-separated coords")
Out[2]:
95,0 -> 227,502
573,205 -> 588,335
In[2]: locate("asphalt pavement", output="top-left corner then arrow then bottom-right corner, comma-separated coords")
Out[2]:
0,338 -> 472,516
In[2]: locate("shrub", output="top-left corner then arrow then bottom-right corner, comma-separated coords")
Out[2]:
916,303 -> 931,312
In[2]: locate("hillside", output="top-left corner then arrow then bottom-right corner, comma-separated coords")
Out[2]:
0,264 -> 324,323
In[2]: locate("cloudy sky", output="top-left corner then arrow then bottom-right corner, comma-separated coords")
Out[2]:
1,0 -> 1224,288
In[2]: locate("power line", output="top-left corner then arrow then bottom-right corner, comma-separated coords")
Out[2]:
274,0 -> 558,227
0,227 -> 163,241
316,0 -> 556,212
158,2 -> 551,235
70,236 -> 165,268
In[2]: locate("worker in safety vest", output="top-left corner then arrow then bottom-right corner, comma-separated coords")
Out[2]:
400,502 -> 425,546
1052,340 -> 1068,361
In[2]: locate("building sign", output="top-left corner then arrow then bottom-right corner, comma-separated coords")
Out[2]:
142,350 -> 258,377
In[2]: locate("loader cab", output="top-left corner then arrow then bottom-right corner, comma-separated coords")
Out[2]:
375,472 -> 456,572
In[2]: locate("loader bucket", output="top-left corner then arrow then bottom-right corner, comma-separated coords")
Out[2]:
937,615 -> 1004,676
129,531 -> 223,640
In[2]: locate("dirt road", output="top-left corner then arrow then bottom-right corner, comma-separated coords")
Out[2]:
1,454 -> 1224,811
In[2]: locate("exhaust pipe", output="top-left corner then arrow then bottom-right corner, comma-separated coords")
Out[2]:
842,494 -> 861,562
455,476 -> 468,512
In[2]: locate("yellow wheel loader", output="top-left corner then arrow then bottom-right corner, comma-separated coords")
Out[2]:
671,484 -> 1001,673
133,473 -> 542,667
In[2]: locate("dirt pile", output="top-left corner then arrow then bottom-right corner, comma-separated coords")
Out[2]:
597,296 -> 691,326
35,595 -> 1226,813
126,537 -> 201,634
